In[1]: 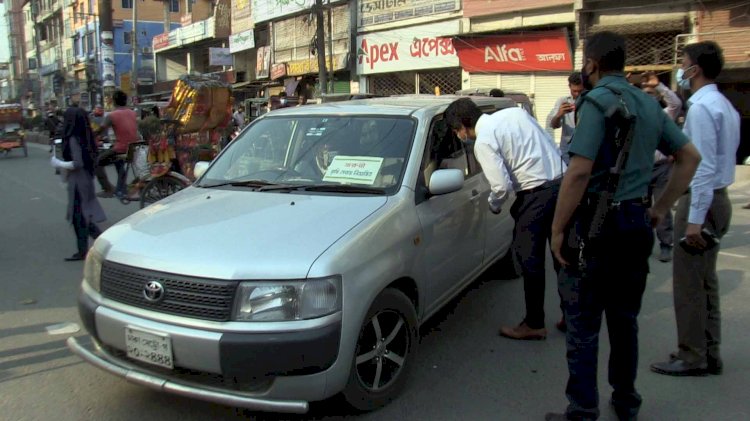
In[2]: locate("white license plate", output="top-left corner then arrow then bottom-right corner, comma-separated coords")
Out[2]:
125,326 -> 174,369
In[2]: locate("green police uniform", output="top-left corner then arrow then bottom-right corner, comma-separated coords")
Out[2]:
570,74 -> 689,200
558,73 -> 691,420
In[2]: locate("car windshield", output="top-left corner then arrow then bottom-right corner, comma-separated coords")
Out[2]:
199,115 -> 416,194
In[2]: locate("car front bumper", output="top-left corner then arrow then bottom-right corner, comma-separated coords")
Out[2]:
72,284 -> 343,413
66,336 -> 310,413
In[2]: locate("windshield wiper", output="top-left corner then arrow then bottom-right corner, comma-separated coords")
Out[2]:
298,184 -> 386,195
200,179 -> 276,189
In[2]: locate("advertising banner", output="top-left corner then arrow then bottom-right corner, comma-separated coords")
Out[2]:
286,54 -> 347,76
358,0 -> 460,28
232,0 -> 253,33
209,48 -> 233,66
214,0 -> 232,38
252,0 -> 314,24
356,20 -> 459,75
229,29 -> 255,53
454,30 -> 573,72
100,31 -> 116,88
256,45 -> 271,78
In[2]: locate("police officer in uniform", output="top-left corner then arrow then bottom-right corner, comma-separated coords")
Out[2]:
545,31 -> 701,421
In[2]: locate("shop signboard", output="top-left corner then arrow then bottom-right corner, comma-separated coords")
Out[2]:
253,0 -> 314,24
463,0 -> 572,18
271,63 -> 287,80
356,20 -> 459,75
180,21 -> 207,43
454,30 -> 573,72
286,54 -> 348,76
358,0 -> 460,28
232,0 -> 253,33
153,33 -> 169,50
229,29 -> 255,53
209,48 -> 233,66
256,45 -> 271,78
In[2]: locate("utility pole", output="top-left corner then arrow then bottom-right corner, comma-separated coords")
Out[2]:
314,0 -> 327,95
99,0 -> 115,109
162,0 -> 170,33
32,1 -> 44,111
131,0 -> 138,103
326,2 -> 333,93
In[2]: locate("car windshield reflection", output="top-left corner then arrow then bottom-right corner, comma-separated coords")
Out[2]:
200,116 -> 415,194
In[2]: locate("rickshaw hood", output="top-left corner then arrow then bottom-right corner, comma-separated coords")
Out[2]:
99,187 -> 388,279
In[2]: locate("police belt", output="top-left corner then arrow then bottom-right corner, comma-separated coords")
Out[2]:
517,178 -> 561,196
582,194 -> 650,210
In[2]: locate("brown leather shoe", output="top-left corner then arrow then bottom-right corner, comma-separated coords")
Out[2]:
499,322 -> 547,340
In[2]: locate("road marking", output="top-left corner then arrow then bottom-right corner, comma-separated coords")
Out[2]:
719,251 -> 747,258
46,322 -> 80,335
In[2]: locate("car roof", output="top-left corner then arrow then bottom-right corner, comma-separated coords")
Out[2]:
264,94 -> 517,117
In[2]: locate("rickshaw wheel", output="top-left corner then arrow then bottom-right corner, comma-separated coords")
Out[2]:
139,175 -> 186,209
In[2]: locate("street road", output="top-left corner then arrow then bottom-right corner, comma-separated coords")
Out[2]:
1,142 -> 749,420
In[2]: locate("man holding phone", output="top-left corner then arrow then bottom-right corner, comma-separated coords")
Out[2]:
651,41 -> 740,377
547,72 -> 584,165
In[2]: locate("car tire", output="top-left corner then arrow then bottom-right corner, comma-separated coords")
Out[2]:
343,288 -> 418,411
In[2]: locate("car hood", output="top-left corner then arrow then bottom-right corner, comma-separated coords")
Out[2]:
100,187 -> 387,279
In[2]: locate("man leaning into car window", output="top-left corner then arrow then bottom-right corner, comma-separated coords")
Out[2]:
444,98 -> 565,341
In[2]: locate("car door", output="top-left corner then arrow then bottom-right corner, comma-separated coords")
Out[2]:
414,117 -> 486,315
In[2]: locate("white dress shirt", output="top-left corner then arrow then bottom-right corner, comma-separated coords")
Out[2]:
474,107 -> 566,209
546,96 -> 576,163
683,84 -> 740,224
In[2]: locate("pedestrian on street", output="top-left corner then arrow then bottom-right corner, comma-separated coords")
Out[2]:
651,41 -> 741,377
444,97 -> 565,341
547,31 -> 700,421
547,72 -> 584,166
641,71 -> 684,263
94,90 -> 139,198
50,106 -> 106,261
45,106 -> 62,153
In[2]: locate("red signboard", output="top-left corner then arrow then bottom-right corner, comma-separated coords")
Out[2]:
455,30 -> 573,72
270,63 -> 287,80
153,33 -> 169,50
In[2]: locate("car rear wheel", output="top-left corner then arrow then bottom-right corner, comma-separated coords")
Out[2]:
343,288 -> 417,411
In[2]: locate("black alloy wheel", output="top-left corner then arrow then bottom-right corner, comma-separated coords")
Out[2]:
343,288 -> 418,411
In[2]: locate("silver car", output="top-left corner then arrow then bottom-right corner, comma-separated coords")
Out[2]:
68,95 -> 517,413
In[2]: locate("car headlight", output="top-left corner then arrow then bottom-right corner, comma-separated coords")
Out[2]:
83,247 -> 104,292
233,276 -> 341,321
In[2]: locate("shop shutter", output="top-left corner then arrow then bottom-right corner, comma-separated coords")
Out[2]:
468,74 -> 499,90
332,80 -> 351,94
497,74 -> 532,94
370,72 -> 417,96
418,70 -> 462,95
533,73 -> 571,145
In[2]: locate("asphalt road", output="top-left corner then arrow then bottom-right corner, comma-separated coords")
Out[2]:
1,142 -> 749,421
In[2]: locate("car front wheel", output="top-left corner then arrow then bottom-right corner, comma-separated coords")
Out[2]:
343,288 -> 418,411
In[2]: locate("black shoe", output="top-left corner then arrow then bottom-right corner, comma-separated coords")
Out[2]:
658,245 -> 672,262
610,399 -> 638,421
64,252 -> 86,261
650,358 -> 707,376
707,356 -> 723,375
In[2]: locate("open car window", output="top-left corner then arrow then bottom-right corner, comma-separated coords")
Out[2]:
200,116 -> 416,195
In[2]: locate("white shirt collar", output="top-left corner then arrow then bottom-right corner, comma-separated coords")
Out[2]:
688,83 -> 718,104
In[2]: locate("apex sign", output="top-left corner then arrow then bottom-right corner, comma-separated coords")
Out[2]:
358,39 -> 400,70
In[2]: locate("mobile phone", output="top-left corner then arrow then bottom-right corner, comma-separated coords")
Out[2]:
678,229 -> 719,255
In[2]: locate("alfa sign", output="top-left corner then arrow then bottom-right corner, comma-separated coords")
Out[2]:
455,30 -> 573,72
356,20 -> 459,74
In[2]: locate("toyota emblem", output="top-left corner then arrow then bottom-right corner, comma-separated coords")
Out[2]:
143,281 -> 165,303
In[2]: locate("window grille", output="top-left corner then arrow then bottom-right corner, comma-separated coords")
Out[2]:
418,70 -> 462,95
370,72 -> 416,96
624,31 -> 681,67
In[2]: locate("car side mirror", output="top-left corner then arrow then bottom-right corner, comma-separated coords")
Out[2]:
193,161 -> 210,179
428,169 -> 464,195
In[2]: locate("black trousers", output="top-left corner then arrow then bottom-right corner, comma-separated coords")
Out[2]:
509,179 -> 561,329
558,202 -> 653,420
72,190 -> 102,255
95,149 -> 126,194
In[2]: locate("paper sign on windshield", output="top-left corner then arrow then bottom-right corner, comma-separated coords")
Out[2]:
323,156 -> 384,185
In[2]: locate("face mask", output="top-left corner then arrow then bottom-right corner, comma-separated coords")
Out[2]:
677,66 -> 695,90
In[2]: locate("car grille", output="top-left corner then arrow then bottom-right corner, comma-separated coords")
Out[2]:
101,261 -> 237,321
